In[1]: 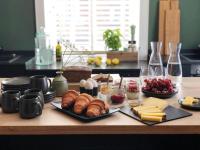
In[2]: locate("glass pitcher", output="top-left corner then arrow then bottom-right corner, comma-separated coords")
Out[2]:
166,42 -> 182,88
148,42 -> 164,78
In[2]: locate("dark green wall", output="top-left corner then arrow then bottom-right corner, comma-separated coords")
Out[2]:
0,0 -> 35,50
0,0 -> 199,50
149,0 -> 200,49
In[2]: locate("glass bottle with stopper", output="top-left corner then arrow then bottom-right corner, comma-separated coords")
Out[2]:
35,27 -> 54,65
128,25 -> 136,52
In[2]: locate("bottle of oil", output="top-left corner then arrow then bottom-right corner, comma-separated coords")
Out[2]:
56,41 -> 62,62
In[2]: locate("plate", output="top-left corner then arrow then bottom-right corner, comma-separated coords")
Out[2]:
1,77 -> 30,87
51,101 -> 120,122
178,98 -> 200,110
142,89 -> 178,99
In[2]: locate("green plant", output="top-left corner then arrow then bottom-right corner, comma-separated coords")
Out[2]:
103,29 -> 122,51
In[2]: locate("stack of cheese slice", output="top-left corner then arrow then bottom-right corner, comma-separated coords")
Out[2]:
132,97 -> 168,122
182,96 -> 199,106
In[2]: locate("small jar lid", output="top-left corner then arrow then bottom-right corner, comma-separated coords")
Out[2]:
128,41 -> 136,44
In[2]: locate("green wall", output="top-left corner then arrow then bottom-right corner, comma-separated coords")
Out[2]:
149,0 -> 200,49
0,0 -> 35,50
0,0 -> 199,50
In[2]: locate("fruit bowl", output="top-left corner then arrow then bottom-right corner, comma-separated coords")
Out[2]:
142,78 -> 178,99
142,89 -> 177,99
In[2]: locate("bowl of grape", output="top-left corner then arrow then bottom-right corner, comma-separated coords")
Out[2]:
142,78 -> 177,99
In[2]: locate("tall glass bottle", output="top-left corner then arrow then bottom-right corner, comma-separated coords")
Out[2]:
148,42 -> 164,78
166,42 -> 182,88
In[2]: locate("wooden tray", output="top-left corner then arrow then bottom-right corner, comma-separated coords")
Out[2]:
51,101 -> 120,122
120,105 -> 192,126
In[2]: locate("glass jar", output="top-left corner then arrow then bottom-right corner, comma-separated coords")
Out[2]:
110,86 -> 125,104
126,80 -> 139,100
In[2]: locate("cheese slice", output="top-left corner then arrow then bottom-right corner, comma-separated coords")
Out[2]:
140,112 -> 166,118
133,106 -> 157,112
141,115 -> 163,122
138,108 -> 163,115
142,97 -> 168,110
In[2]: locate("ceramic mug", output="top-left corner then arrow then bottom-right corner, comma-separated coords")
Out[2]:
24,88 -> 44,108
19,95 -> 42,119
1,90 -> 21,113
30,75 -> 51,94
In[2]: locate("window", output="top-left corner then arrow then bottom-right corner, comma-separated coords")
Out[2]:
35,0 -> 149,60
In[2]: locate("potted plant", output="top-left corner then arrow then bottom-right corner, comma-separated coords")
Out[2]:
103,29 -> 138,62
103,29 -> 122,51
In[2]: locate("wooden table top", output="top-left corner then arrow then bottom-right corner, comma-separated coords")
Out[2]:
1,77 -> 200,135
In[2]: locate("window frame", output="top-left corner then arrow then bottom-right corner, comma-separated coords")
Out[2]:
34,0 -> 149,60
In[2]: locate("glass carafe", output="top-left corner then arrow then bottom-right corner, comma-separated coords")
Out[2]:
148,42 -> 164,78
166,42 -> 182,88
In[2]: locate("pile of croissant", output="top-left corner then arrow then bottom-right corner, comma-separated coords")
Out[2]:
62,90 -> 109,117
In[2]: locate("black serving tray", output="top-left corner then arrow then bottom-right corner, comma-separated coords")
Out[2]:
51,101 -> 120,122
120,105 -> 192,126
142,89 -> 178,99
179,98 -> 200,110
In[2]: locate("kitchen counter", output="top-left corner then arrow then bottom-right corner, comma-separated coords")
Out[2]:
0,77 -> 200,135
25,57 -> 147,77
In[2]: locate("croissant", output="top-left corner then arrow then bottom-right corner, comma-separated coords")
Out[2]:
86,99 -> 109,117
74,93 -> 94,114
61,90 -> 79,109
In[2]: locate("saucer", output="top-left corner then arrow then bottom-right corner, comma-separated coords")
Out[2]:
43,89 -> 56,103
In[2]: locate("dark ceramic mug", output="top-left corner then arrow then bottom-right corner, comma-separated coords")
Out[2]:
1,90 -> 21,113
19,95 -> 42,119
24,88 -> 44,108
30,75 -> 51,94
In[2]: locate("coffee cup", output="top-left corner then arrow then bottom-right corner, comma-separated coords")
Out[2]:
30,75 -> 51,94
1,90 -> 21,113
19,95 -> 42,119
24,88 -> 44,108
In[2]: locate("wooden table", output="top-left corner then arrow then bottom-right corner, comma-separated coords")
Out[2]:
0,77 -> 200,135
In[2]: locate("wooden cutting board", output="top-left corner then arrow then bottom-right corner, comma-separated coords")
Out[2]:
158,0 -> 180,56
165,9 -> 180,55
159,0 -> 170,55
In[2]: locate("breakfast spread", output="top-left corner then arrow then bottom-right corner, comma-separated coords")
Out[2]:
61,91 -> 110,117
182,96 -> 199,106
132,97 -> 168,122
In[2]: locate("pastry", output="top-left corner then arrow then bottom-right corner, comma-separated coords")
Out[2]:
61,90 -> 79,109
86,99 -> 109,117
74,93 -> 94,114
80,79 -> 86,94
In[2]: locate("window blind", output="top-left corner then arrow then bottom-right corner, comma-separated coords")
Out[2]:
44,0 -> 140,51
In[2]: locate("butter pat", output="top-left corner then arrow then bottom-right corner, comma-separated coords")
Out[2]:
141,115 -> 163,122
182,96 -> 199,106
